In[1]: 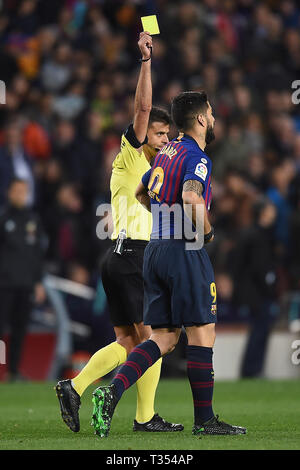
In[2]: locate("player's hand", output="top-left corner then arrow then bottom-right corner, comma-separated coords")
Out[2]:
138,31 -> 152,60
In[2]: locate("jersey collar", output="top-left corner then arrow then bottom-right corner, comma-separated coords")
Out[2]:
183,133 -> 206,153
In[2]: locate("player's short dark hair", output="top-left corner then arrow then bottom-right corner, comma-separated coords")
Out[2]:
149,106 -> 171,126
171,91 -> 209,131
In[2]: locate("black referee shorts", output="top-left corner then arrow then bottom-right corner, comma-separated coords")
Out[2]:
101,239 -> 148,327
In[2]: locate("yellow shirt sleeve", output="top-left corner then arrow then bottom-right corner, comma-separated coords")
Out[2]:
113,134 -> 144,170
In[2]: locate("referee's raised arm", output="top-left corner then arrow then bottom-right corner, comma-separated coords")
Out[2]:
133,32 -> 153,151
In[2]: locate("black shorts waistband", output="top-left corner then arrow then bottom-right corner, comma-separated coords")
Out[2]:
149,238 -> 196,244
111,239 -> 148,250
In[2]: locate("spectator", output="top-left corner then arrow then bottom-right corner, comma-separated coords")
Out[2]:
0,179 -> 46,381
230,198 -> 278,377
289,186 -> 300,291
41,42 -> 73,93
266,160 -> 295,249
0,119 -> 35,207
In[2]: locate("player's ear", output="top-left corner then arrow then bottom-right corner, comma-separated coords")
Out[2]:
197,114 -> 206,127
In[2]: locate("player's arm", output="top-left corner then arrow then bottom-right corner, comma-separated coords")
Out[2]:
132,31 -> 153,151
182,180 -> 214,243
135,181 -> 151,212
135,168 -> 151,212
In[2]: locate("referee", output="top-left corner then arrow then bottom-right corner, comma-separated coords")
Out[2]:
55,32 -> 183,433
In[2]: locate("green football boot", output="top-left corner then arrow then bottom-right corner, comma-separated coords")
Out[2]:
91,384 -> 118,438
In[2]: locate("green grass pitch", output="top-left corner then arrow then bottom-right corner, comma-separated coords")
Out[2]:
1,379 -> 299,450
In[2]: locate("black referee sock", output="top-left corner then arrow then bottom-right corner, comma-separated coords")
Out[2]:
112,340 -> 161,401
186,345 -> 215,425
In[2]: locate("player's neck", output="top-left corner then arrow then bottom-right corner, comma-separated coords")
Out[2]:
143,144 -> 157,163
185,130 -> 206,152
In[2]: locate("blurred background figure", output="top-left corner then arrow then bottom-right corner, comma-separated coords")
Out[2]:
0,179 -> 45,381
230,199 -> 278,378
0,119 -> 35,208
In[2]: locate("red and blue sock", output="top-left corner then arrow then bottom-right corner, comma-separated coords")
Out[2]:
187,345 -> 215,425
112,340 -> 161,401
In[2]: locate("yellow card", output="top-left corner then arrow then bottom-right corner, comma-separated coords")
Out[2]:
141,15 -> 160,35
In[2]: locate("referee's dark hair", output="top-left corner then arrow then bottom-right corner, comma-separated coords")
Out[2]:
171,91 -> 208,131
149,106 -> 171,126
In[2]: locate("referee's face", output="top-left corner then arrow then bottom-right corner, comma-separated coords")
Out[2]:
147,121 -> 169,152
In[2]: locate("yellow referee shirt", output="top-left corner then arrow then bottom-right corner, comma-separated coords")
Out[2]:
110,126 -> 152,241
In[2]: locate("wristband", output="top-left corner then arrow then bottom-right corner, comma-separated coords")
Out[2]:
204,227 -> 214,244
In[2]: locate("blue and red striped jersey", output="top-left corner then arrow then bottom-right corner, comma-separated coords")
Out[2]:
141,133 -> 212,239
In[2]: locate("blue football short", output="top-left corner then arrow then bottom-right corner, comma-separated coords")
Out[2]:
143,239 -> 217,327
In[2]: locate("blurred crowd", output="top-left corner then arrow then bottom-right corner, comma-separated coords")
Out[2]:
0,0 -> 300,330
